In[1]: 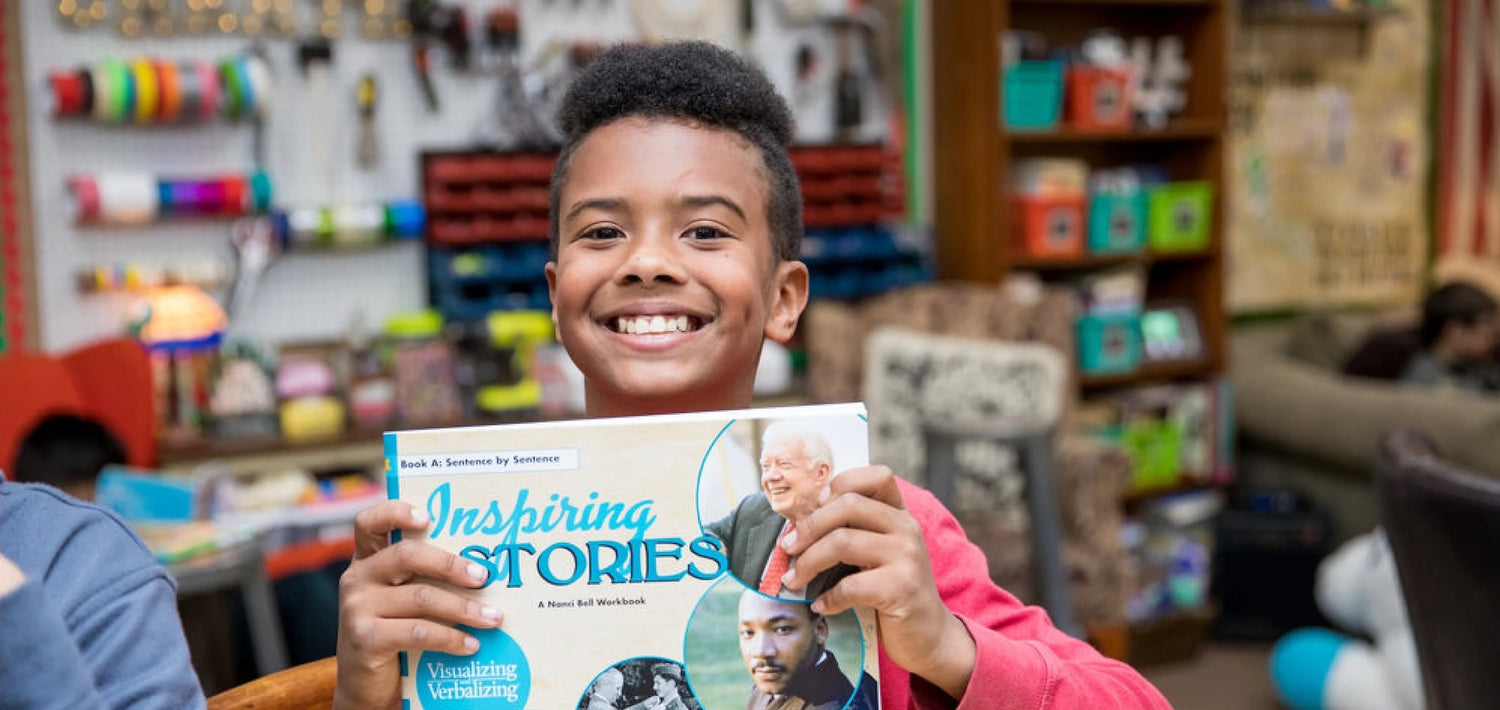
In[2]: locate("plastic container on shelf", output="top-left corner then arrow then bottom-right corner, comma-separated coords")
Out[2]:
1066,64 -> 1134,130
1088,191 -> 1147,254
1014,193 -> 1086,260
1003,60 -> 1065,131
1077,309 -> 1143,375
1148,181 -> 1215,253
386,310 -> 464,427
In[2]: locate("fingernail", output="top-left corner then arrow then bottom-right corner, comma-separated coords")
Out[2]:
782,566 -> 795,585
811,599 -> 826,614
464,636 -> 479,651
467,563 -> 488,581
481,605 -> 501,622
410,509 -> 429,525
782,529 -> 797,549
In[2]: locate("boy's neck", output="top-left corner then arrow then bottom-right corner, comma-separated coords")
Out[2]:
583,382 -> 756,419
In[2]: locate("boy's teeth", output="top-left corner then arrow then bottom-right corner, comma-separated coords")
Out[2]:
615,315 -> 695,334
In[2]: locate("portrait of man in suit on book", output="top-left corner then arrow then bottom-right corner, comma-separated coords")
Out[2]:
704,420 -> 859,601
737,591 -> 856,710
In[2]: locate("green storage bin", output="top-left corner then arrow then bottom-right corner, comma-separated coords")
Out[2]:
1003,61 -> 1065,131
1077,310 -> 1142,375
1147,182 -> 1214,253
1087,192 -> 1147,254
1122,420 -> 1185,492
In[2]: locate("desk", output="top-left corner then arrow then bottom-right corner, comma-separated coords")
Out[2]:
168,539 -> 288,677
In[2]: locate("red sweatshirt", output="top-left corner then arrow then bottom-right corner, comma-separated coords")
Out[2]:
879,479 -> 1171,710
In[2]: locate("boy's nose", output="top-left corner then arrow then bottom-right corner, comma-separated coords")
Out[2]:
619,230 -> 686,285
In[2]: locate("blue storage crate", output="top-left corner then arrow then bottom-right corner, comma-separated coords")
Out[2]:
429,246 -> 550,322
1088,192 -> 1147,254
1003,61 -> 1065,131
1077,310 -> 1142,375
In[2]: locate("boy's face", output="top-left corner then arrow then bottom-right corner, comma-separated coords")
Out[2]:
547,117 -> 808,417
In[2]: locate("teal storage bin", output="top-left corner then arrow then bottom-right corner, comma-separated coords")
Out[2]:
1077,310 -> 1142,375
1003,61 -> 1065,131
1087,192 -> 1147,254
1148,182 -> 1214,253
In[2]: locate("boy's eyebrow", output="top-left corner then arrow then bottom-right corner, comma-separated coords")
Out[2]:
676,195 -> 747,222
564,197 -> 630,223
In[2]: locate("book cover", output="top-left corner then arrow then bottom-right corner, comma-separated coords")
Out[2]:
385,402 -> 881,710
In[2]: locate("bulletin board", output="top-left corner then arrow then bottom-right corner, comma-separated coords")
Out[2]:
20,1 -> 896,352
1226,1 -> 1431,313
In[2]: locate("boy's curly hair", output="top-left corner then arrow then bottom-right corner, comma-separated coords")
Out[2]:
548,41 -> 803,262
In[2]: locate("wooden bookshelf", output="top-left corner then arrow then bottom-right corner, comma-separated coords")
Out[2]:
931,0 -> 1229,391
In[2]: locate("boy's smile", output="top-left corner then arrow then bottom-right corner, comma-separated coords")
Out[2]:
547,117 -> 808,417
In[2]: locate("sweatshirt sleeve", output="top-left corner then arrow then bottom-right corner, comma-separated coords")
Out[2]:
899,481 -> 1171,710
0,576 -> 109,710
57,516 -> 208,710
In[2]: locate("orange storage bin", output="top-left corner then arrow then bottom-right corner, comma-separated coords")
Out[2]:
1066,65 -> 1134,130
1014,194 -> 1085,259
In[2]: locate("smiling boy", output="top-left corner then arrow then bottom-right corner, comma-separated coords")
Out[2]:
335,42 -> 1170,709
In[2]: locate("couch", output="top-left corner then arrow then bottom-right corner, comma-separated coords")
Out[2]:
804,282 -> 1132,626
1231,311 -> 1500,542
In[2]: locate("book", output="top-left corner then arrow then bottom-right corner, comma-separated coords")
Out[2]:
385,402 -> 881,710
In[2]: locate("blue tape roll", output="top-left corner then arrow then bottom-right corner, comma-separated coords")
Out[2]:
386,200 -> 426,238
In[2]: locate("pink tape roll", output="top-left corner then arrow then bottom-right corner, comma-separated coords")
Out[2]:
195,60 -> 219,121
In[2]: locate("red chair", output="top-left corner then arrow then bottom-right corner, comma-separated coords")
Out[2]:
0,338 -> 156,475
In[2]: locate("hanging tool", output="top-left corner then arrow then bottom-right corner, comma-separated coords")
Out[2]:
226,216 -> 281,320
407,0 -> 472,113
356,74 -> 379,169
832,21 -> 863,142
297,39 -> 335,182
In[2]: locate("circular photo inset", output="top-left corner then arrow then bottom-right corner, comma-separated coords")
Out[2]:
683,576 -> 870,710
577,657 -> 701,710
696,415 -> 869,601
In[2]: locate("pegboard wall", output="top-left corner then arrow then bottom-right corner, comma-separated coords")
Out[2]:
20,0 -> 893,352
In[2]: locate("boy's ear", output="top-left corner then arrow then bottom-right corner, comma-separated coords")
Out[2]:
544,261 -> 560,330
765,260 -> 810,344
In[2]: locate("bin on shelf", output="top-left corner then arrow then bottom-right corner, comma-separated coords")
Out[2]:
1147,181 -> 1214,253
1066,65 -> 1134,130
1014,193 -> 1086,260
1003,60 -> 1065,131
1088,192 -> 1147,254
1078,309 -> 1142,375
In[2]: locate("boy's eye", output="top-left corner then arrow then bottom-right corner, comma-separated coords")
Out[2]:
688,226 -> 727,241
581,227 -> 623,241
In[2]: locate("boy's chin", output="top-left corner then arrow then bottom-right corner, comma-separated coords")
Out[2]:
592,366 -> 749,414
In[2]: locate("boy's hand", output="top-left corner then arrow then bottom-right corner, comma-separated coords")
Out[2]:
779,466 -> 977,701
334,501 -> 504,710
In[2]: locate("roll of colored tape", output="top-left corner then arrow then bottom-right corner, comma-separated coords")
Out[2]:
221,174 -> 249,214
48,72 -> 83,117
219,58 -> 243,119
176,62 -> 201,124
157,180 -> 175,213
110,61 -> 136,123
233,57 -> 256,118
78,67 -> 94,116
95,172 -> 160,224
244,54 -> 272,118
386,199 -> 427,238
163,180 -> 205,214
156,60 -> 182,122
195,60 -> 219,122
68,175 -> 102,222
331,204 -> 386,246
131,59 -> 158,123
90,62 -> 118,121
287,207 -> 327,246
249,171 -> 272,212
